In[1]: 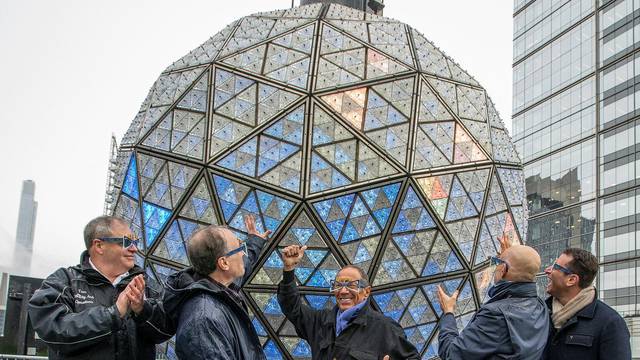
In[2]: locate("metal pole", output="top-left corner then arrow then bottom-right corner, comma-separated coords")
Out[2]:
16,283 -> 31,355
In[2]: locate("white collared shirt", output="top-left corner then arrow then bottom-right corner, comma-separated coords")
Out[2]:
89,257 -> 129,286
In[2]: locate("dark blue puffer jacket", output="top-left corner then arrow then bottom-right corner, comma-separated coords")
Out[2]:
438,281 -> 549,359
163,234 -> 267,360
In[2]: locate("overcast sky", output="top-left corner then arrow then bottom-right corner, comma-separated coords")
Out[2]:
0,0 -> 513,278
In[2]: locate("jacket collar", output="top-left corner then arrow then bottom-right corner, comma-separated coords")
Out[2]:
329,298 -> 371,327
546,295 -> 597,320
164,267 -> 249,323
486,281 -> 538,304
75,250 -> 142,285
546,294 -> 598,334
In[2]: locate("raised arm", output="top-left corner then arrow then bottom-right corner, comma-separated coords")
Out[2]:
277,245 -> 324,341
239,214 -> 270,285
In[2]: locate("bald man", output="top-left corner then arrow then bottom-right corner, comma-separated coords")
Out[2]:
435,243 -> 549,359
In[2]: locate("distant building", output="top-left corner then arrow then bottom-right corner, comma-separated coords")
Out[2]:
13,180 -> 37,276
512,0 -> 640,356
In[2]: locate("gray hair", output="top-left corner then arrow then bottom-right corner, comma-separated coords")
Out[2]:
187,225 -> 231,276
340,264 -> 369,287
83,215 -> 127,250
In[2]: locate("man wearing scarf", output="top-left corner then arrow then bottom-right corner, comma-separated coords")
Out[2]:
436,244 -> 549,359
277,245 -> 420,359
542,248 -> 630,359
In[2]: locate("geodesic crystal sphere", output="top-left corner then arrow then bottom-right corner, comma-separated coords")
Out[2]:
109,3 -> 527,359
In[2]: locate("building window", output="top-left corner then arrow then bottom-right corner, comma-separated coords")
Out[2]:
514,17 -> 595,113
514,0 -> 593,62
514,77 -> 596,162
599,0 -> 640,66
525,139 -> 596,215
527,201 -> 597,270
600,119 -> 640,193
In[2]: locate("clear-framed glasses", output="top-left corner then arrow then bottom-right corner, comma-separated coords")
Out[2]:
329,279 -> 366,293
552,262 -> 573,275
224,242 -> 248,257
98,235 -> 140,249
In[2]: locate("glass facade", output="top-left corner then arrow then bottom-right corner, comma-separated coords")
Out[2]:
514,0 -> 640,356
108,3 -> 527,359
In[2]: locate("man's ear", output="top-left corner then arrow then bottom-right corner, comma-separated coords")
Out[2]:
363,286 -> 372,298
217,257 -> 229,271
566,274 -> 580,288
92,239 -> 104,255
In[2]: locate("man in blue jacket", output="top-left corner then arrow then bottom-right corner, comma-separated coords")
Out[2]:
543,248 -> 631,359
436,244 -> 549,359
163,215 -> 270,360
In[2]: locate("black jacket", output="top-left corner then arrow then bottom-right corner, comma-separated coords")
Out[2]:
28,251 -> 172,360
544,296 -> 631,360
163,234 -> 266,360
277,270 -> 420,360
438,281 -> 548,359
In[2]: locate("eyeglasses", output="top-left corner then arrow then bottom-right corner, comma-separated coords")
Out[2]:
98,235 -> 139,249
552,262 -> 574,275
489,256 -> 509,271
223,242 -> 247,257
329,279 -> 366,293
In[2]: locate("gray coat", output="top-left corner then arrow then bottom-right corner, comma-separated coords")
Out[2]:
438,281 -> 549,359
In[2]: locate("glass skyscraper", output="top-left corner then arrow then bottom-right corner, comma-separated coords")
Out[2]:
13,180 -> 37,276
513,0 -> 640,355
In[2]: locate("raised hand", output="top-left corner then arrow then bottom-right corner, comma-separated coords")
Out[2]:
115,288 -> 130,318
244,214 -> 272,240
497,232 -> 512,255
281,245 -> 307,271
436,285 -> 459,315
126,274 -> 145,315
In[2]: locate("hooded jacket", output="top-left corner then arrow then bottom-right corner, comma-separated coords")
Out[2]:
28,251 -> 172,360
163,234 -> 266,360
438,281 -> 549,360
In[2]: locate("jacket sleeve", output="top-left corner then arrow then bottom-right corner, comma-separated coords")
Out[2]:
598,313 -> 631,359
388,320 -> 421,360
175,297 -> 235,360
277,270 -> 324,341
438,309 -> 509,360
133,275 -> 174,343
239,234 -> 266,286
27,268 -> 122,355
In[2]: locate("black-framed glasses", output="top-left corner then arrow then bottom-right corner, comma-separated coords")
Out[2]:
489,256 -> 509,271
98,235 -> 139,249
329,279 -> 366,293
552,262 -> 574,275
223,242 -> 247,257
